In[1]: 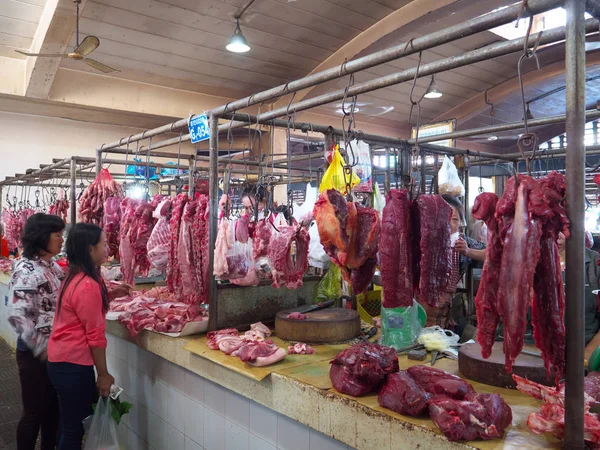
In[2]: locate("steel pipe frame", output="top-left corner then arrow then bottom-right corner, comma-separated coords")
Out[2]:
564,1 -> 587,448
95,0 -> 565,156
140,19 -> 598,156
0,158 -> 72,186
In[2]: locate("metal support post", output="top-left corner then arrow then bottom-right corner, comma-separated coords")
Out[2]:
207,114 -> 220,332
70,158 -> 77,225
564,0 -> 586,448
323,127 -> 334,171
95,149 -> 102,176
188,156 -> 195,197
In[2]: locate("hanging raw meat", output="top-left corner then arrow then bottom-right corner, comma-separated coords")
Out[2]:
236,214 -> 250,243
380,189 -> 413,308
313,189 -> 380,293
268,224 -> 310,289
78,168 -> 123,225
213,217 -> 233,279
167,194 -> 188,294
178,200 -> 198,296
1,208 -> 33,251
414,195 -> 453,307
119,198 -> 139,284
48,190 -> 69,223
193,194 -> 210,304
252,219 -> 272,259
146,197 -> 172,270
472,192 -> 501,359
103,196 -> 122,259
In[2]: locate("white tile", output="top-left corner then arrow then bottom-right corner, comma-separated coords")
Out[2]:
167,386 -> 186,432
225,391 -> 250,430
156,358 -> 186,393
168,424 -> 186,450
184,395 -> 205,448
277,415 -> 309,450
128,427 -> 151,450
139,348 -> 157,376
126,365 -> 139,402
119,394 -> 133,427
117,421 -> 128,445
204,408 -> 225,450
185,437 -> 204,450
225,421 -> 249,450
249,435 -> 276,450
204,380 -> 226,416
184,370 -> 205,404
148,411 -> 168,450
151,380 -> 169,421
309,429 -> 348,450
132,403 -> 150,443
107,334 -> 117,356
248,402 -> 277,446
106,353 -> 118,375
114,336 -> 128,361
128,341 -> 140,370
137,372 -> 154,411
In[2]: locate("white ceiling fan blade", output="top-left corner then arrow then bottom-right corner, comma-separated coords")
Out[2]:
74,36 -> 99,56
15,50 -> 68,57
84,58 -> 119,73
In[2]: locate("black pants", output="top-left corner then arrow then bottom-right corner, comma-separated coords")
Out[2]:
15,349 -> 59,450
47,362 -> 97,450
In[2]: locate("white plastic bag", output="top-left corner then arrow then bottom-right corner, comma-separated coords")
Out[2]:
83,397 -> 119,450
373,182 -> 386,214
308,221 -> 329,268
438,155 -> 465,197
293,183 -> 318,224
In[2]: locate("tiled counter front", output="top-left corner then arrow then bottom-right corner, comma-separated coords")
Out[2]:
0,275 -> 14,349
106,332 -> 353,450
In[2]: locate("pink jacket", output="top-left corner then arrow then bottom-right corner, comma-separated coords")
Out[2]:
48,273 -> 107,366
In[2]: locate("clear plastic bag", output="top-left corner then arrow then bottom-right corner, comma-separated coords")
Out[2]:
308,221 -> 329,268
315,264 -> 342,301
225,241 -> 250,280
83,397 -> 119,450
373,182 -> 386,214
438,155 -> 465,197
293,183 -> 318,224
231,239 -> 260,286
381,300 -> 422,350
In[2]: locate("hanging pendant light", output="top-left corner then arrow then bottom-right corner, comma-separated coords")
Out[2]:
227,18 -> 250,53
424,75 -> 443,99
524,105 -> 535,121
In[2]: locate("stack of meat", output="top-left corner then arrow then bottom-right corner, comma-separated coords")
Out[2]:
514,374 -> 600,444
2,208 -> 34,251
103,197 -> 121,258
146,197 -> 172,270
377,365 -> 512,441
110,286 -> 206,336
167,193 -> 210,304
206,322 -> 287,367
313,189 -> 380,294
78,169 -> 123,225
48,190 -> 69,223
379,189 -> 452,308
474,172 -> 569,383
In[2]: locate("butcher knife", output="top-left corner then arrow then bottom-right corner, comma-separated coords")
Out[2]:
286,300 -> 335,315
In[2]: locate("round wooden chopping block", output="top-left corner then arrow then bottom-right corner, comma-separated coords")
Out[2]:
275,308 -> 361,343
459,342 -> 554,389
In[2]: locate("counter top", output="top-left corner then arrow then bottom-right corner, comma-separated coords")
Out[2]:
106,321 -> 559,450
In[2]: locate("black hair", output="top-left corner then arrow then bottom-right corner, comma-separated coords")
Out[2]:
242,185 -> 266,203
441,194 -> 466,224
57,223 -> 109,315
21,213 -> 65,259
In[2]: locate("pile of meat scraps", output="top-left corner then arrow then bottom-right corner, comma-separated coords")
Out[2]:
514,374 -> 600,444
111,286 -> 206,336
329,342 -> 398,396
48,190 -> 69,223
378,365 -> 512,441
78,169 -> 123,225
474,172 -> 569,383
2,208 -> 34,250
206,323 -> 287,367
313,189 -> 380,294
379,189 -> 452,308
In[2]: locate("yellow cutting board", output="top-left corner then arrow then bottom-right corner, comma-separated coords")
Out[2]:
275,360 -> 333,389
183,335 -> 344,381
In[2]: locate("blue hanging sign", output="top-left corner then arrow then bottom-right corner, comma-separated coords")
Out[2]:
188,114 -> 210,144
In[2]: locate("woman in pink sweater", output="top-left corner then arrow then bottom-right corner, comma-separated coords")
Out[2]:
47,223 -> 130,450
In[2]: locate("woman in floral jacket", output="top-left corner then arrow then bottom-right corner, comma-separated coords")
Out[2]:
8,213 -> 65,450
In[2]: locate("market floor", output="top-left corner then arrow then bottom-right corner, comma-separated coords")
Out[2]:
0,338 -> 34,450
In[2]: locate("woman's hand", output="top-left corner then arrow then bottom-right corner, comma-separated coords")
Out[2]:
97,372 -> 115,397
455,237 -> 469,255
109,284 -> 133,301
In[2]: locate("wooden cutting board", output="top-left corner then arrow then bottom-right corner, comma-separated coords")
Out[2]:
459,342 -> 554,389
275,307 -> 361,343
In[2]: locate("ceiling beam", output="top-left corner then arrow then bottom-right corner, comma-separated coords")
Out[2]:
24,0 -> 88,99
270,0 -> 459,112
432,51 -> 600,125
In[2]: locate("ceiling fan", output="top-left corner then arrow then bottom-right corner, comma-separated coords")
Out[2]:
15,0 -> 118,74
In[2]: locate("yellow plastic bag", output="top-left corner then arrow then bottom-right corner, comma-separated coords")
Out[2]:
319,145 -> 360,194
